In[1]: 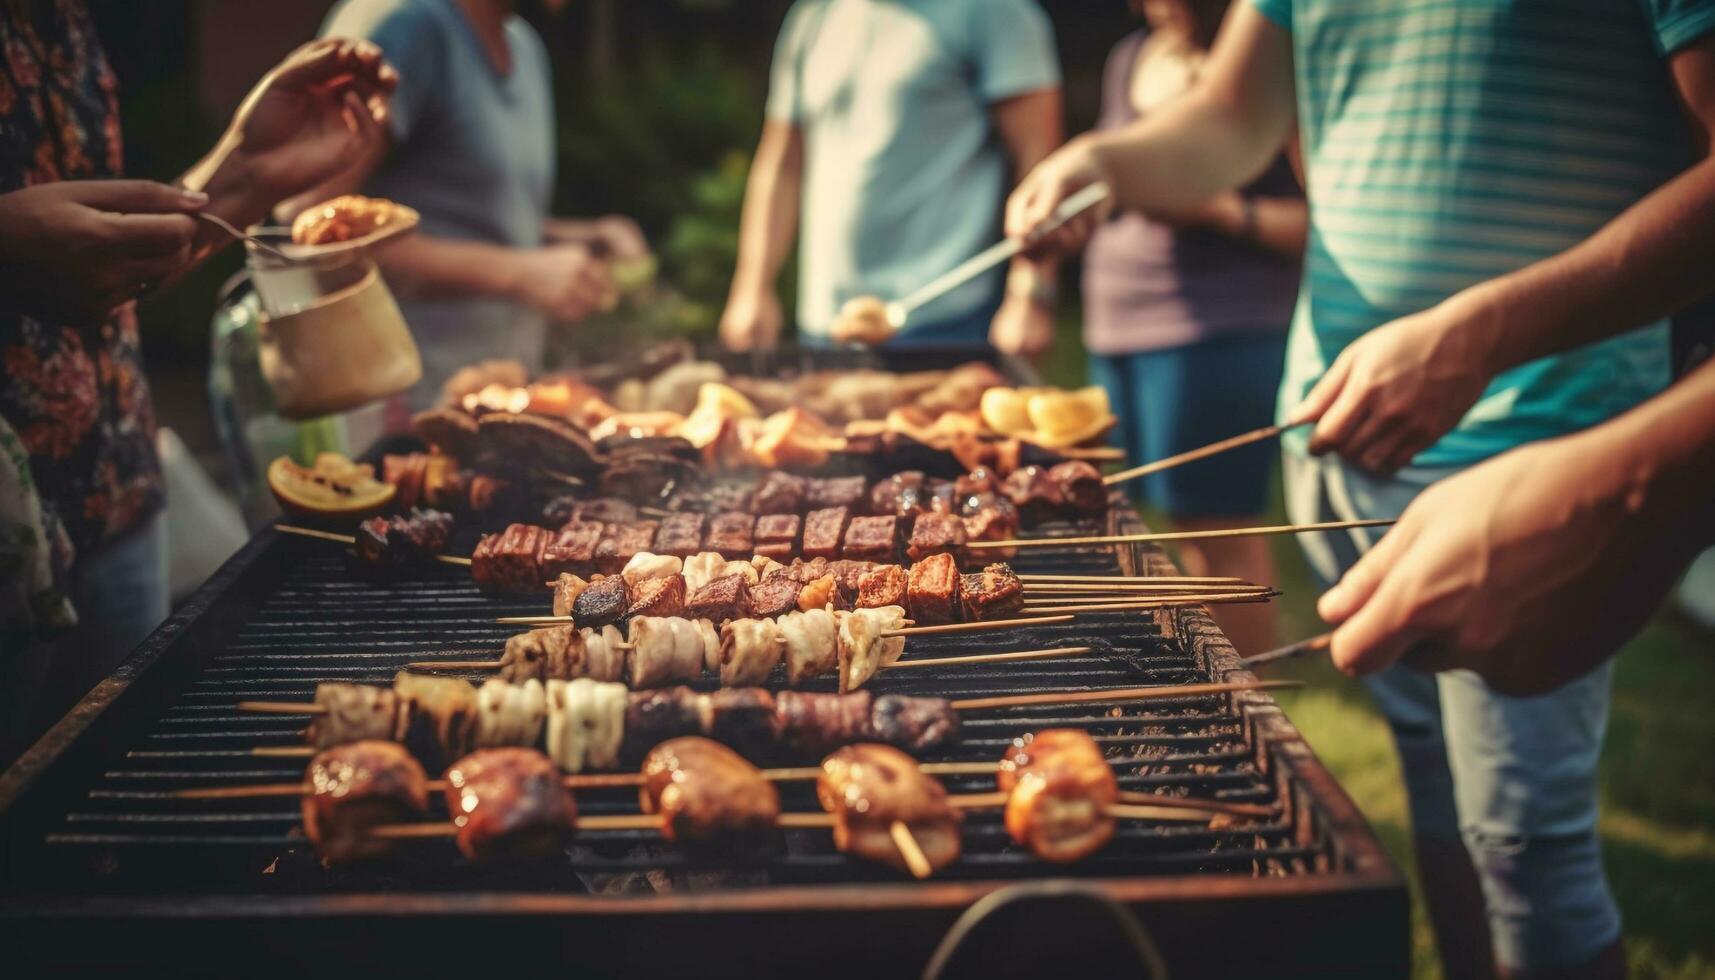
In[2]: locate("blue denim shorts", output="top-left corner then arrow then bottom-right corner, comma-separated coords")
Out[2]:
1282,451 -> 1621,972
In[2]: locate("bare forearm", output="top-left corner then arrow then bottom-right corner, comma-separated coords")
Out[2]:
1591,354 -> 1715,539
375,235 -> 525,303
1247,195 -> 1307,258
179,137 -> 279,263
731,122 -> 802,296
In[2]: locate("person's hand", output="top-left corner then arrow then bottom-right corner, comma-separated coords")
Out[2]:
513,244 -> 613,322
989,293 -> 1055,356
719,286 -> 784,351
1005,134 -> 1115,258
1315,431 -> 1689,695
589,215 -> 650,261
0,181 -> 205,324
221,38 -> 396,203
1149,189 -> 1244,233
1289,294 -> 1497,473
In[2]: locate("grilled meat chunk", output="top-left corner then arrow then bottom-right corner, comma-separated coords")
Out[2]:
842,515 -> 901,563
837,606 -> 907,693
703,687 -> 779,753
959,563 -> 1024,621
1048,461 -> 1106,517
475,412 -> 600,478
748,574 -> 803,619
705,512 -> 756,560
443,748 -> 578,860
997,729 -> 1118,862
565,497 -> 639,524
583,623 -> 629,682
303,741 -> 429,863
906,552 -> 962,624
779,608 -> 839,686
394,673 -> 479,771
775,690 -> 874,755
752,472 -> 807,514
719,618 -> 784,687
954,466 -> 999,499
805,475 -> 868,510
818,744 -> 960,875
623,687 -> 707,761
545,677 -> 628,772
624,573 -> 687,620
685,572 -> 749,624
801,506 -> 850,562
354,508 -> 454,567
550,574 -> 592,618
594,521 -> 659,575
629,616 -> 706,689
905,512 -> 966,564
652,512 -> 706,559
753,513 -> 801,562
500,625 -> 584,683
641,737 -> 780,853
960,492 -> 1019,561
1000,465 -> 1061,525
856,564 -> 908,609
867,471 -> 934,517
681,551 -> 727,594
571,574 -> 631,628
308,683 -> 404,749
541,520 -> 604,578
472,523 -> 552,593
620,551 -> 683,585
797,573 -> 836,611
473,677 -> 548,748
870,695 -> 960,752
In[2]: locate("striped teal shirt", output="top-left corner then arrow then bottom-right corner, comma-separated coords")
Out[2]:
1252,0 -> 1715,465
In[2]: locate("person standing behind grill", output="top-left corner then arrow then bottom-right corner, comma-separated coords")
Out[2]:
0,3 -> 395,765
1006,2 -> 1715,977
308,0 -> 649,408
719,0 -> 1064,352
1079,0 -> 1304,656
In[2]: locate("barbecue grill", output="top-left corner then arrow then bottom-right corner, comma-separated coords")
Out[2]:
0,350 -> 1405,977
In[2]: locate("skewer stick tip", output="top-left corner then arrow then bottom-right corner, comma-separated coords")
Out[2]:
889,820 -> 934,879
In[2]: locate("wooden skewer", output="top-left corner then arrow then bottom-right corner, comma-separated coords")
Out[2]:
275,524 -> 472,567
1114,792 -> 1277,819
1018,574 -> 1245,585
252,745 -> 315,758
1021,582 -> 1271,594
1102,422 -> 1304,487
1237,632 -> 1333,669
948,678 -> 1300,711
1104,803 -> 1224,822
880,614 -> 1074,638
1023,591 -> 1277,615
401,644 -> 1095,675
890,820 -> 934,879
965,518 -> 1396,551
1053,445 -> 1127,461
240,701 -> 328,716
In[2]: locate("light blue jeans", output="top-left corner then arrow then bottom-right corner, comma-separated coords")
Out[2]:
1283,452 -> 1620,972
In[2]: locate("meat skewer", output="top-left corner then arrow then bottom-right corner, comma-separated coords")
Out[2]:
964,518 -> 1399,551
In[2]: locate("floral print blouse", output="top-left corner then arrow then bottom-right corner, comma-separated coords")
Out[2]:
0,1 -> 163,564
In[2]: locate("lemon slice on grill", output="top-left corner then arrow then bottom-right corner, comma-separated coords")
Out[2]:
267,452 -> 396,521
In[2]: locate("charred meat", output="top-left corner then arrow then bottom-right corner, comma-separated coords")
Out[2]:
997,729 -> 1118,862
640,737 -> 781,853
959,563 -> 1024,621
905,552 -> 962,624
818,744 -> 960,875
705,512 -> 756,560
442,747 -> 578,860
303,741 -> 429,864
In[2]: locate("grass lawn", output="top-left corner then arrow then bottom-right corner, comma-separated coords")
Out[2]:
1040,316 -> 1715,979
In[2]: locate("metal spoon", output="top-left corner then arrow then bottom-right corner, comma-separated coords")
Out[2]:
195,211 -> 292,262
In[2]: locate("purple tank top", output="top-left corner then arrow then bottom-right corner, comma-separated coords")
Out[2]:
1081,30 -> 1302,355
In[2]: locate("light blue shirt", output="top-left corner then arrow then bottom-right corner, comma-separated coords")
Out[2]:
1251,0 -> 1715,466
767,0 -> 1059,337
322,0 -> 556,407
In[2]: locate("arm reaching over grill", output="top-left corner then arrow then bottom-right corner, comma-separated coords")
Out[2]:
303,741 -> 429,864
817,744 -> 961,875
640,736 -> 781,854
997,729 -> 1118,862
442,748 -> 578,860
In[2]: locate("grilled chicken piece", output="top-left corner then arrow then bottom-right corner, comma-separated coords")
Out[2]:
473,677 -> 548,748
906,552 -> 961,624
584,623 -> 629,682
308,683 -> 404,749
685,572 -> 749,624
754,513 -> 801,562
719,558 -> 763,585
748,574 -> 803,619
680,551 -> 728,594
443,748 -> 578,860
906,512 -> 966,564
856,564 -> 908,609
551,573 -> 593,618
1047,461 -> 1106,517
959,563 -> 1024,621
801,506 -> 850,562
542,520 -> 604,578
620,551 -> 683,585
572,574 -> 631,627
837,606 -> 908,693
752,471 -> 807,514
703,512 -> 754,560
719,618 -> 784,687
842,515 -> 901,563
997,729 -> 1118,862
641,737 -> 780,853
805,475 -> 869,510
354,508 -> 454,567
472,523 -> 553,593
870,694 -> 960,752
500,624 -> 579,683
778,608 -> 839,686
303,741 -> 429,863
775,690 -> 874,755
594,520 -> 659,575
394,673 -> 479,770
797,573 -> 836,611
652,513 -> 706,559
544,677 -> 628,772
629,616 -> 704,688
817,744 -> 960,875
624,574 -> 687,620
